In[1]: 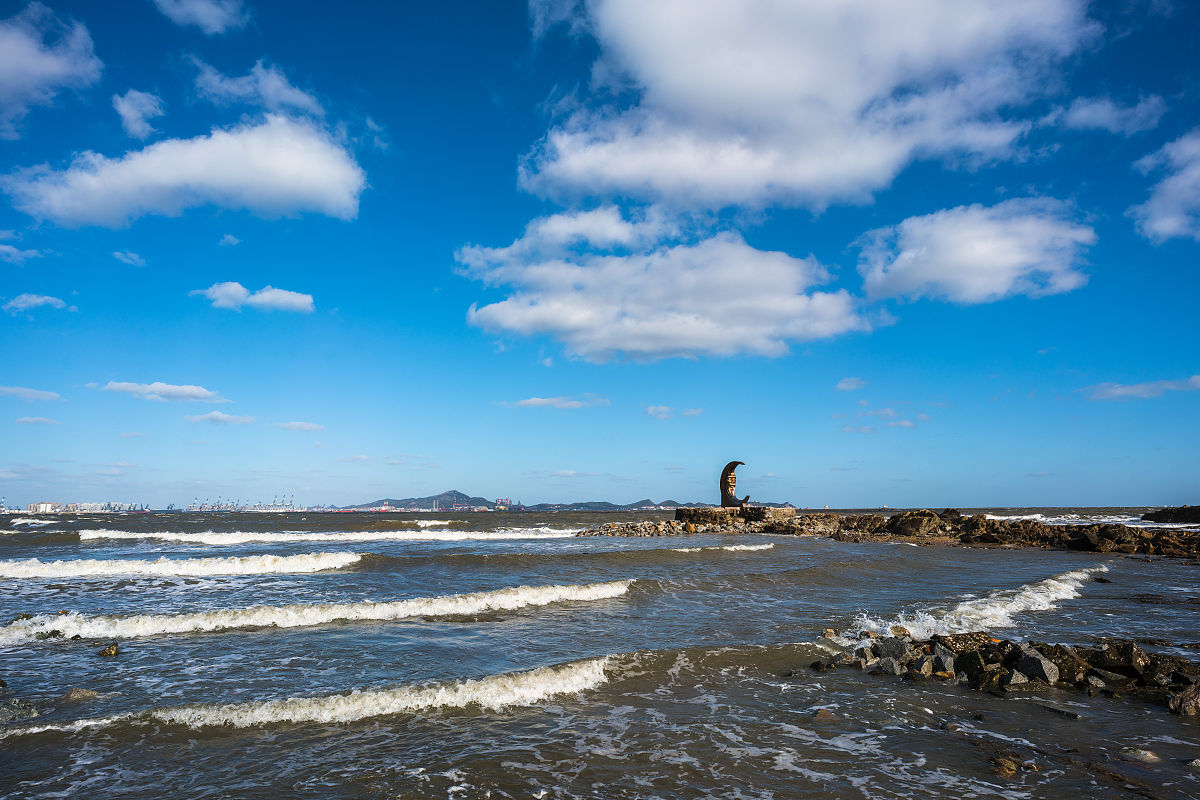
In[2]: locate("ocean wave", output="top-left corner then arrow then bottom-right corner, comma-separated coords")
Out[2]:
985,512 -> 1199,530
9,518 -> 53,527
847,565 -> 1109,640
416,520 -> 451,528
0,580 -> 633,643
0,658 -> 610,737
0,552 -> 361,579
670,543 -> 775,553
75,527 -> 577,545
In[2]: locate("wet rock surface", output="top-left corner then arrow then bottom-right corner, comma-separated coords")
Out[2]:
1143,505 -> 1200,524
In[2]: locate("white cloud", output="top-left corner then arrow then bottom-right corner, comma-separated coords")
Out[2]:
0,242 -> 42,263
524,0 -> 1096,209
194,59 -> 323,116
186,410 -> 255,424
4,115 -> 366,227
272,421 -> 323,431
508,395 -> 610,409
0,384 -> 60,401
551,469 -> 599,478
112,89 -> 164,139
15,416 -> 58,424
863,407 -> 896,418
836,377 -> 866,391
1130,128 -> 1200,242
887,419 -> 917,428
0,3 -> 102,139
112,250 -> 145,266
858,198 -> 1095,304
461,213 -> 867,361
1085,375 -> 1200,400
1054,95 -> 1165,135
4,292 -> 65,313
842,425 -> 875,434
151,0 -> 247,35
101,381 -> 225,402
645,405 -> 672,419
219,233 -> 240,246
192,281 -> 314,312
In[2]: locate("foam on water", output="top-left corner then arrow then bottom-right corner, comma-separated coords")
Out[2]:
0,580 -> 633,642
848,565 -> 1109,639
0,658 -> 610,737
75,527 -> 577,545
416,520 -> 451,527
10,518 -> 53,527
0,551 -> 362,579
670,543 -> 775,553
986,512 -> 1200,530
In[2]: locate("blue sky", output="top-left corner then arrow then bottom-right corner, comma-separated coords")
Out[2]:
2,0 -> 1198,509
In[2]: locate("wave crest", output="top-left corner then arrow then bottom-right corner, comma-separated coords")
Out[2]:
76,527 -> 576,545
0,552 -> 361,579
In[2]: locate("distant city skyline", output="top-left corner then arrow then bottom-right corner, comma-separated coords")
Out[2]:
2,1 -> 1198,509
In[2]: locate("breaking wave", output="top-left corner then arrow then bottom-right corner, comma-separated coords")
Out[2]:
848,565 -> 1109,640
9,518 -> 52,527
0,580 -> 633,643
416,520 -> 451,527
76,527 -> 577,545
0,552 -> 361,579
670,543 -> 775,553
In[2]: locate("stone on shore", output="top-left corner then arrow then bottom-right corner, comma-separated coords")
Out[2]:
1142,505 -> 1200,524
98,643 -> 118,657
59,687 -> 101,703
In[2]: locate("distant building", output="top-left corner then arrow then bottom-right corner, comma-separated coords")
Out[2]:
27,502 -> 62,513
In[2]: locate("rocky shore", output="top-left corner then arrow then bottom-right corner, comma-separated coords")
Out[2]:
578,508 -> 1200,558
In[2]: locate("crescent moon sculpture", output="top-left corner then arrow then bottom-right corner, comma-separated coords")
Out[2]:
720,461 -> 749,508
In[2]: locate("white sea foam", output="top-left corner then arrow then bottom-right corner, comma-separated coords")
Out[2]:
670,543 -> 775,553
0,551 -> 361,579
0,580 -> 633,643
0,659 -> 610,738
10,517 -> 52,527
76,527 -> 577,545
849,565 -> 1109,640
986,512 -> 1199,530
416,520 -> 451,527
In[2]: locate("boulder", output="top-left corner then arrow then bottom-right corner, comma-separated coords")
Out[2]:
1169,682 -> 1200,716
1142,505 -> 1200,524
1016,648 -> 1059,684
1032,643 -> 1091,684
886,509 -> 943,537
98,643 -> 118,657
1092,640 -> 1150,677
59,687 -> 100,703
871,658 -> 903,676
874,637 -> 910,661
932,632 -> 996,655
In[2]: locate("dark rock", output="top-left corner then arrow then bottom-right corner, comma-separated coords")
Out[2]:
0,698 -> 39,722
1016,647 -> 1060,684
1032,643 -> 1091,684
875,636 -> 909,661
58,687 -> 100,703
98,643 -> 118,657
972,664 -> 1006,692
1038,704 -> 1083,719
932,632 -> 996,655
957,650 -> 989,683
886,509 -> 943,537
912,656 -> 935,677
933,651 -> 956,674
35,630 -> 63,640
939,508 -> 963,521
812,708 -> 837,722
1093,640 -> 1150,677
871,658 -> 903,676
1169,682 -> 1200,715
1001,669 -> 1029,688
1142,505 -> 1200,524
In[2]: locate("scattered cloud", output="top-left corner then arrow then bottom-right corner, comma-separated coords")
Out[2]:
645,405 -> 673,419
681,408 -> 702,417
151,0 -> 248,35
194,58 -> 323,116
863,407 -> 896,418
185,410 -> 255,424
0,242 -> 42,263
0,385 -> 61,401
858,198 -> 1095,303
887,419 -> 916,428
524,0 -> 1096,209
1130,128 -> 1200,242
462,214 -> 867,361
272,421 -> 323,431
4,293 -> 66,313
4,115 -> 366,227
15,416 -> 58,424
1052,95 -> 1165,135
192,281 -> 314,312
219,233 -> 240,246
0,3 -> 102,139
101,380 -> 225,402
112,89 -> 164,139
1084,375 -> 1200,400
506,395 -> 610,409
551,469 -> 599,478
836,377 -> 866,391
841,425 -> 875,434
112,250 -> 145,266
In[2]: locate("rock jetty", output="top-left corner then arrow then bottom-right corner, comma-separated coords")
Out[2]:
1143,505 -> 1200,524
578,508 -> 1200,558
805,632 -> 1200,716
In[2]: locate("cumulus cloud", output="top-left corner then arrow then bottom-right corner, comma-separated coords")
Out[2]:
112,89 -> 164,139
101,380 -> 225,402
192,281 -> 314,312
151,0 -> 247,34
219,233 -> 240,246
1053,95 -> 1165,135
0,384 -> 60,401
186,410 -> 255,424
524,0 -> 1096,209
858,198 -> 1095,303
1084,375 -> 1200,400
112,250 -> 145,266
272,421 -> 323,431
3,115 -> 366,227
645,405 -> 672,419
194,59 -> 323,116
1130,128 -> 1200,242
836,377 -> 866,391
4,292 -> 65,313
0,3 -> 102,139
15,416 -> 58,424
508,395 -> 610,409
0,242 -> 42,263
461,210 -> 867,361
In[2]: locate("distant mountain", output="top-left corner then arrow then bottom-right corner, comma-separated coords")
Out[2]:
338,490 -> 495,510
340,490 -> 795,512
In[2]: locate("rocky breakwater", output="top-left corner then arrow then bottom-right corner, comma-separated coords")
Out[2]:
810,631 -> 1200,716
1143,505 -> 1200,524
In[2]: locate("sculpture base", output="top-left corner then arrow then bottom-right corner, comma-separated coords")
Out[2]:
674,507 -> 797,524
